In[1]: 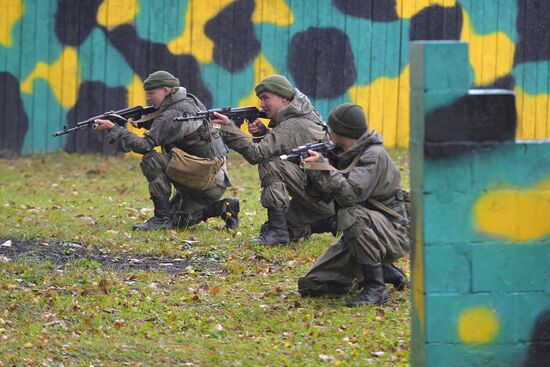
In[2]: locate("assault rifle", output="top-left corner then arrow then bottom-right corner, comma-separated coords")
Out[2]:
173,106 -> 267,127
279,142 -> 331,163
52,105 -> 157,137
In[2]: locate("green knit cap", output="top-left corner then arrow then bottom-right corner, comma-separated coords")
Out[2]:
143,70 -> 180,90
254,74 -> 294,100
327,103 -> 368,139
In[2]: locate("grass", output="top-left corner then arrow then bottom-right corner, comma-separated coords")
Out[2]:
0,150 -> 410,366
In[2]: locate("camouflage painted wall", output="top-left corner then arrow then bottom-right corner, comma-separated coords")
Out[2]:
410,41 -> 550,366
1,0 -> 549,155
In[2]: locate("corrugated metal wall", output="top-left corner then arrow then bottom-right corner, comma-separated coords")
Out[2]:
1,0 -> 549,155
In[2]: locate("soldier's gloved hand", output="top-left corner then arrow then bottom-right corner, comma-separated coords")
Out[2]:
211,111 -> 230,125
93,119 -> 115,131
248,119 -> 267,137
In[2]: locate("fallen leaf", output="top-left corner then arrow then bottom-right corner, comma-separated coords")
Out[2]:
98,279 -> 110,294
113,319 -> 125,328
319,354 -> 335,362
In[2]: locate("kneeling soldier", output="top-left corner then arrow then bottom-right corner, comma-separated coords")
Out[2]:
94,70 -> 239,231
297,103 -> 410,306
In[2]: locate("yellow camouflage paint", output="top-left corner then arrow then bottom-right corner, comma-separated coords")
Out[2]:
238,53 -> 277,134
167,0 -> 233,63
474,179 -> 550,242
460,9 -> 515,86
126,73 -> 147,138
97,0 -> 140,30
126,74 -> 160,154
0,0 -> 23,47
252,0 -> 294,25
238,53 -> 277,107
458,306 -> 500,344
515,86 -> 550,140
349,65 -> 410,148
21,47 -> 80,109
395,0 -> 456,19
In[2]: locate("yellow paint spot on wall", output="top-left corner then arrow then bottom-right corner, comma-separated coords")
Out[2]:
395,0 -> 455,19
458,306 -> 500,344
21,48 -> 80,109
515,86 -> 550,140
125,74 -> 159,155
253,0 -> 294,25
460,9 -> 515,86
349,65 -> 410,148
97,0 -> 139,30
127,74 -> 147,135
239,53 -> 277,107
168,0 -> 233,63
0,0 -> 23,47
237,53 -> 276,135
474,179 -> 550,242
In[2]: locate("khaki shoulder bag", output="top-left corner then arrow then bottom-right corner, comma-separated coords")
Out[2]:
165,104 -> 223,191
166,147 -> 224,191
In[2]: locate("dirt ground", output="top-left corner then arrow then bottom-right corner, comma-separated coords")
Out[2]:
0,237 -> 215,275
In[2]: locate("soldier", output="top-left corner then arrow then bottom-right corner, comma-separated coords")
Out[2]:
94,70 -> 239,231
211,75 -> 335,245
297,103 -> 410,306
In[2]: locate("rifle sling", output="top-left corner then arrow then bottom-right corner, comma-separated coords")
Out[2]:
133,110 -> 160,124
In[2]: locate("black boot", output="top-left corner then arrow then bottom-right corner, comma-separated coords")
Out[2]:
347,263 -> 388,307
256,208 -> 290,245
133,197 -> 173,231
358,263 -> 408,291
220,197 -> 239,229
310,215 -> 338,236
202,198 -> 240,229
382,263 -> 408,291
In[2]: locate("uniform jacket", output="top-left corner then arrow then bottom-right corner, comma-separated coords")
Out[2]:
306,131 -> 402,209
221,89 -> 327,164
108,87 -> 224,158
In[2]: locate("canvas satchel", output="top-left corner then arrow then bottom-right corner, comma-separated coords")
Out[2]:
166,147 -> 223,191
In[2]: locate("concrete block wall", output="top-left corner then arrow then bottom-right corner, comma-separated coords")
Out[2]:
410,41 -> 550,367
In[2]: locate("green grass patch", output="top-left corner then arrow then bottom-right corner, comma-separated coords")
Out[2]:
0,151 -> 410,366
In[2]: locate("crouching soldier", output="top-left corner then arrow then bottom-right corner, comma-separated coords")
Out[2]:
212,75 -> 335,245
94,70 -> 239,231
297,103 -> 410,306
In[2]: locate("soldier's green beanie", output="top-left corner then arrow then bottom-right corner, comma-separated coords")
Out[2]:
327,103 -> 368,139
254,75 -> 294,100
143,71 -> 180,90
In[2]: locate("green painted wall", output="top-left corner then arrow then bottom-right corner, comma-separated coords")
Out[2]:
410,41 -> 550,367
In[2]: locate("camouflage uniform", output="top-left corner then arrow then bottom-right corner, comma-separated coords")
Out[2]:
298,131 -> 410,296
220,89 -> 335,240
108,87 -> 231,228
